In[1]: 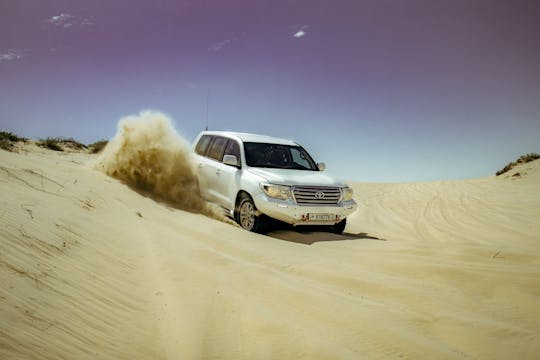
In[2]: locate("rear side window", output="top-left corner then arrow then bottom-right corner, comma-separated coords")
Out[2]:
207,136 -> 228,161
195,135 -> 212,155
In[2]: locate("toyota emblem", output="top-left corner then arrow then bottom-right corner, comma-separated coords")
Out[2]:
315,191 -> 325,199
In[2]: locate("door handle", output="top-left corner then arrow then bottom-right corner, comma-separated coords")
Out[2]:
216,169 -> 221,175
198,163 -> 203,168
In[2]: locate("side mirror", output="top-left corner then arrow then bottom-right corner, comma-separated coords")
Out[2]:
223,154 -> 240,167
317,162 -> 326,171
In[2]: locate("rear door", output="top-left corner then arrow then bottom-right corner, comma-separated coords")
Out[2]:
202,136 -> 229,204
212,139 -> 241,210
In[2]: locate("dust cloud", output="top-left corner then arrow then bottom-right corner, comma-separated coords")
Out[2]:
95,111 -> 227,221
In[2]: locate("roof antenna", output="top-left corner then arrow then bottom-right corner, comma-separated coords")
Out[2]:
205,90 -> 209,131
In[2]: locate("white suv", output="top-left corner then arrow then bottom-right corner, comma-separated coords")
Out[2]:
192,131 -> 357,233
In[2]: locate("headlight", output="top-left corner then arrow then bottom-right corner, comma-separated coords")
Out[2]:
261,183 -> 292,200
341,187 -> 353,201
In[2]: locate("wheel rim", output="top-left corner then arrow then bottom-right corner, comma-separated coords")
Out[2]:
239,201 -> 255,230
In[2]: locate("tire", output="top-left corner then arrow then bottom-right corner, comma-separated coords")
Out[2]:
329,218 -> 347,234
236,194 -> 269,233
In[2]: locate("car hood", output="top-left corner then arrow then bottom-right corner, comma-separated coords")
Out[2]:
247,168 -> 347,187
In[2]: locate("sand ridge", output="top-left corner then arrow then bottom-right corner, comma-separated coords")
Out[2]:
1,145 -> 539,359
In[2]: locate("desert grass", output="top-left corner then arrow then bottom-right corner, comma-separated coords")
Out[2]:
0,131 -> 27,152
37,137 -> 87,152
496,153 -> 540,176
0,131 -> 26,142
37,138 -> 64,151
88,140 -> 108,154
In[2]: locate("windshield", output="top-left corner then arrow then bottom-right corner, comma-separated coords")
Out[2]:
244,142 -> 319,170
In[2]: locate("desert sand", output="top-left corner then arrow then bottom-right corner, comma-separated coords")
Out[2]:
1,137 -> 539,359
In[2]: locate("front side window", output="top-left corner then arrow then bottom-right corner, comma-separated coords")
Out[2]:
224,140 -> 240,160
244,142 -> 318,170
290,147 -> 312,169
224,140 -> 241,160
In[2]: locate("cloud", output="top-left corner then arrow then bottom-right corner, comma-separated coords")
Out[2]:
0,49 -> 30,62
47,13 -> 95,28
48,13 -> 74,27
208,39 -> 231,52
81,19 -> 95,26
293,25 -> 309,38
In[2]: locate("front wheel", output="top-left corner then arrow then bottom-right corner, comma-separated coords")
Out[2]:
236,194 -> 269,233
329,218 -> 347,234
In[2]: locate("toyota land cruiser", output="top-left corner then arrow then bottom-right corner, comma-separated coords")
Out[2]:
192,131 -> 357,233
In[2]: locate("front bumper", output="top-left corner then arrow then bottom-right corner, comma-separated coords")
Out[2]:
253,194 -> 357,225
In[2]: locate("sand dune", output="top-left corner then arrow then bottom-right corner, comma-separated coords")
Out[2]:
1,145 -> 539,359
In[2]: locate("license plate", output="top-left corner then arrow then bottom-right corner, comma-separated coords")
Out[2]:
308,213 -> 334,221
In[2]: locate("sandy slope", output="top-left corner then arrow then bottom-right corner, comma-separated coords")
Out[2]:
1,147 -> 539,359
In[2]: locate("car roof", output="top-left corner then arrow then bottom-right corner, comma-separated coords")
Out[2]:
199,131 -> 298,146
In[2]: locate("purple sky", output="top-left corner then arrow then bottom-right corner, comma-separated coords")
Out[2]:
1,0 -> 539,182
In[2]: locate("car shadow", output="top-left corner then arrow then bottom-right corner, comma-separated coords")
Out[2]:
266,224 -> 385,245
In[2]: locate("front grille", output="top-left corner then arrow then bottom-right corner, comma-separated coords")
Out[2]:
293,186 -> 341,205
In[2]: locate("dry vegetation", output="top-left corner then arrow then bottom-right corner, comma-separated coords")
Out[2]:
1,130 -> 108,154
496,153 -> 540,176
36,137 -> 88,152
36,137 -> 64,151
0,131 -> 27,152
88,140 -> 108,153
60,138 -> 88,151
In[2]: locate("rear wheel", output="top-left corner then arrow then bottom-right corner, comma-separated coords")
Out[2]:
236,194 -> 269,233
329,218 -> 347,234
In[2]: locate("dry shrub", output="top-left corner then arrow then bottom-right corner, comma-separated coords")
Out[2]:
88,140 -> 108,154
37,138 -> 64,151
37,137 -> 87,152
61,138 -> 87,150
0,131 -> 26,152
0,131 -> 26,142
496,153 -> 540,176
0,139 -> 13,152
